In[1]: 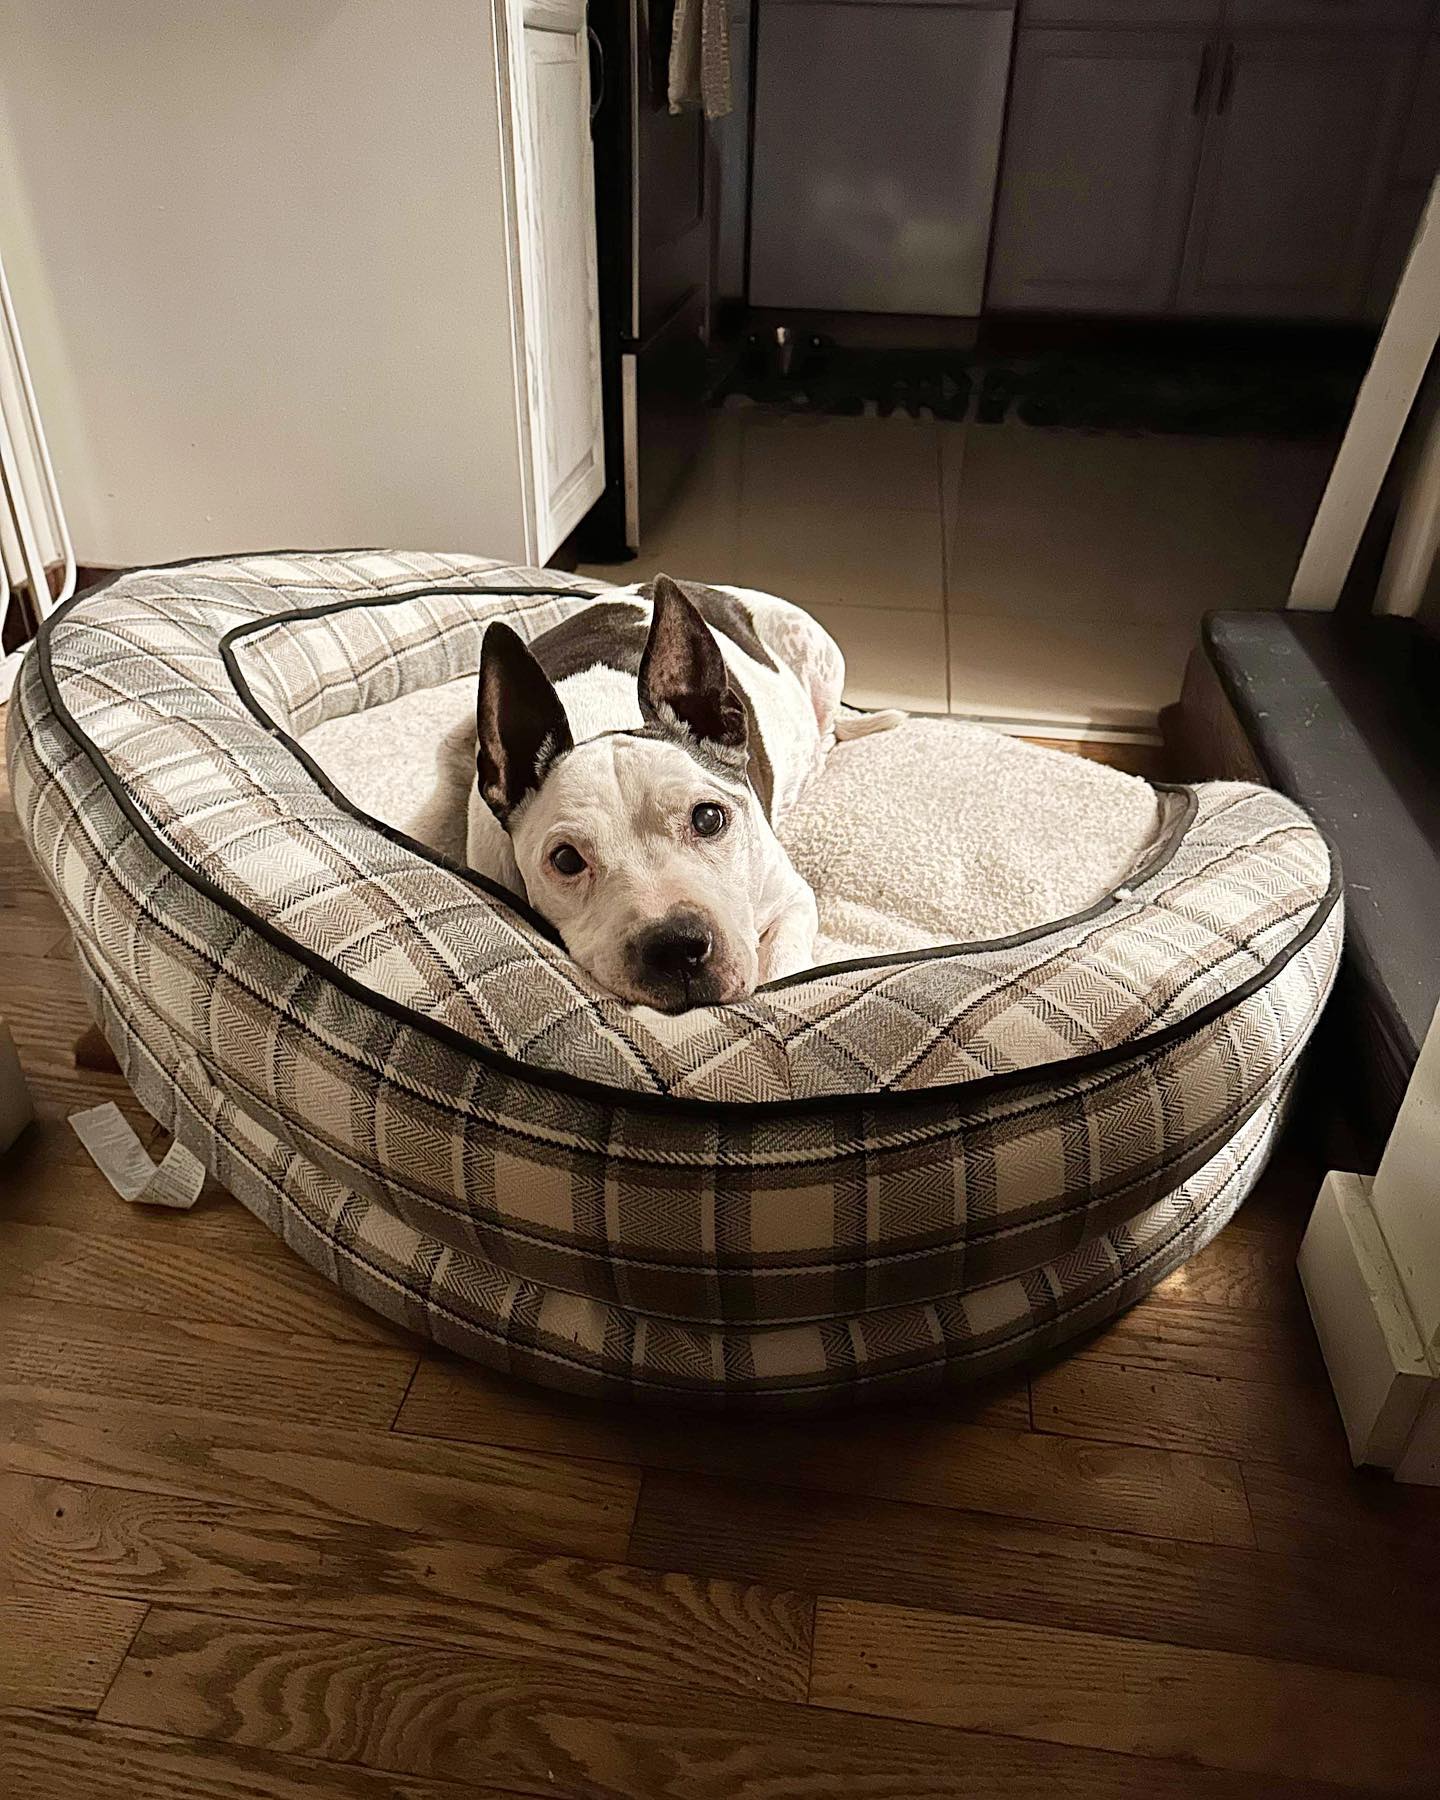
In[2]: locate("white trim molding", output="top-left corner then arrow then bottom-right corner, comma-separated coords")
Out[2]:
1288,176 -> 1440,613
0,245 -> 74,702
1300,1003 -> 1440,1484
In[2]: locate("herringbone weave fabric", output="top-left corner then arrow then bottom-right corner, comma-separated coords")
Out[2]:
7,552 -> 1340,1399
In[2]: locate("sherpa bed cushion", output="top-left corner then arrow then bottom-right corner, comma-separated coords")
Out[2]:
7,552 -> 1342,1407
303,686 -> 1166,962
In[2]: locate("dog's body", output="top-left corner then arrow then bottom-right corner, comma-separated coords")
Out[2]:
466,576 -> 863,1010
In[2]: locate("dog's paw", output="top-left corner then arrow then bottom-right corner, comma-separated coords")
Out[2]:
758,886 -> 820,985
758,941 -> 811,985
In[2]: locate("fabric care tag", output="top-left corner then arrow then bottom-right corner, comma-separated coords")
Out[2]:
69,1103 -> 206,1209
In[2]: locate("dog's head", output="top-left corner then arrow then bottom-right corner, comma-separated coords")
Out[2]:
476,576 -> 773,1010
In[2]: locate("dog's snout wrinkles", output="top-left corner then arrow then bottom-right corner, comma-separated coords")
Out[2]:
639,911 -> 714,981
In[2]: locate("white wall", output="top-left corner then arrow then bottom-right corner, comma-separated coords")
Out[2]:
0,0 -> 534,566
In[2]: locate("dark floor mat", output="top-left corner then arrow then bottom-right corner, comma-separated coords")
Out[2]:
729,339 -> 974,421
1005,350 -> 1363,437
727,337 -> 1365,438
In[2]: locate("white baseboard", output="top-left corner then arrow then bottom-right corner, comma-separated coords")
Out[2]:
1298,1171 -> 1439,1480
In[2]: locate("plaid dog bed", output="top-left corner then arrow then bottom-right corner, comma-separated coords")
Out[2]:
7,552 -> 1342,1406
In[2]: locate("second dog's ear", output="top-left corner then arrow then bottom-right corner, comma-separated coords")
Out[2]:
476,622 -> 573,823
638,574 -> 747,754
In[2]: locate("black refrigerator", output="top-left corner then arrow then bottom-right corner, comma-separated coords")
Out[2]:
577,0 -> 713,562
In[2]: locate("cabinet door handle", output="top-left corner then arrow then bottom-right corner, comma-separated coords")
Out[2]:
1192,42 -> 1214,114
1217,43 -> 1236,115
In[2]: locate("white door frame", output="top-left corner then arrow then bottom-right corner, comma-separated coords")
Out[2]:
1287,176 -> 1440,613
0,246 -> 74,701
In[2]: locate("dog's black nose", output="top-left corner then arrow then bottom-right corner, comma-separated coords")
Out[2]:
638,913 -> 714,981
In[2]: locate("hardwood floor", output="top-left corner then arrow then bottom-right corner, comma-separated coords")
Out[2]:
4,707 -> 1439,1798
1022,735 -> 1172,781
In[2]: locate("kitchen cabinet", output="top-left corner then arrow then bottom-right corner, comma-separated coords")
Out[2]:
1364,36 -> 1440,320
749,0 -> 1015,316
990,15 -> 1428,321
1021,0 -> 1216,23
1226,0 -> 1429,29
1176,36 -> 1412,318
1367,183 -> 1431,320
1021,0 -> 1429,26
988,29 -> 1213,313
1398,37 -> 1440,183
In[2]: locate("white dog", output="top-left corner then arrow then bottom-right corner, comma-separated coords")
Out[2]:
466,574 -> 875,1011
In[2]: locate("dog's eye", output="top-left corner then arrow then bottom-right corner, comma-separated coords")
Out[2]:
691,803 -> 726,838
549,843 -> 586,876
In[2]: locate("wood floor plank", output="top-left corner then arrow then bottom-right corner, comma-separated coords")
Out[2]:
0,1470 -> 811,1701
0,1219 -> 412,1346
5,700 -> 1425,1800
10,1057 -> 159,1124
1197,1145 -> 1318,1246
810,1598 -> 1440,1793
395,1360 -> 1255,1547
0,1119 -> 272,1248
397,1351 -> 1030,1437
1032,1360 -> 1349,1469
0,860 -> 61,905
627,1469 -> 1440,1680
1151,1226 -> 1304,1312
0,950 -> 83,991
1062,1296 -> 1325,1388
0,1584 -> 147,1709
9,1110 -> 169,1165
0,1709 -> 509,1800
0,1299 -> 419,1429
0,900 -> 62,940
0,922 -> 70,959
1,973 -> 95,1052
94,1607 -> 1373,1800
1242,1460 -> 1440,1562
0,1391 -> 639,1562
1023,737 -> 1171,783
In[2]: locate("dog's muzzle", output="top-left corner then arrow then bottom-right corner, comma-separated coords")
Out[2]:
628,907 -> 728,1010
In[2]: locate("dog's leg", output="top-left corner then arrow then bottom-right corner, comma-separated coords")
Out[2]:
758,880 -> 819,984
465,787 -> 527,898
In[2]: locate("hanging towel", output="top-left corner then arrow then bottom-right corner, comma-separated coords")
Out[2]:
668,0 -> 732,119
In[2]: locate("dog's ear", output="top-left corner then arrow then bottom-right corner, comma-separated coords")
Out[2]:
638,574 -> 747,754
476,622 -> 573,823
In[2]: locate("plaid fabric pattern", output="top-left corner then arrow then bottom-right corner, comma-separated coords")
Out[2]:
7,552 -> 1342,1380
78,935 -> 1292,1409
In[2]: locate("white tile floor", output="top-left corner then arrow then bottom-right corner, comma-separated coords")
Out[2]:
576,404 -> 1336,737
